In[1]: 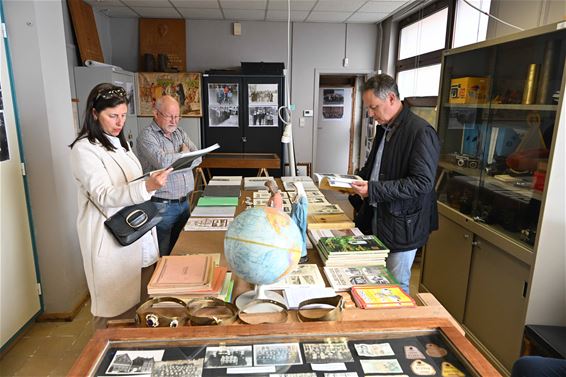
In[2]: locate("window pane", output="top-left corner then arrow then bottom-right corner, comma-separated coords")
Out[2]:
397,64 -> 442,99
453,0 -> 491,48
399,8 -> 448,60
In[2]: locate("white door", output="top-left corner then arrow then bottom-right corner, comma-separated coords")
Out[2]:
0,23 -> 41,348
315,87 -> 353,174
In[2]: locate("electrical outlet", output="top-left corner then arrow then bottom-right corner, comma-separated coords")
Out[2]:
343,57 -> 349,67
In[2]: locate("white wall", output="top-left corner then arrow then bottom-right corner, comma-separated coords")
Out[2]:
4,0 -> 87,315
487,0 -> 565,38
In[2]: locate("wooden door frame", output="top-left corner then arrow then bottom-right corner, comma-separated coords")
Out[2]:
312,69 -> 374,175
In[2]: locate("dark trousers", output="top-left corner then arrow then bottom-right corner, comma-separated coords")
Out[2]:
155,200 -> 190,256
511,356 -> 566,377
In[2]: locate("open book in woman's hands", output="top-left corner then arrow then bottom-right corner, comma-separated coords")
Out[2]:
133,143 -> 220,181
313,173 -> 365,193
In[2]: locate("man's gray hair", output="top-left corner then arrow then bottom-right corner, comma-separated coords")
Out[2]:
154,95 -> 179,111
363,74 -> 400,100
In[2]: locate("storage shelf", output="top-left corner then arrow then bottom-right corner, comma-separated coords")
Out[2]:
443,103 -> 557,111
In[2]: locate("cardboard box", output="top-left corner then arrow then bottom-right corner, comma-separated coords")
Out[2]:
449,77 -> 489,104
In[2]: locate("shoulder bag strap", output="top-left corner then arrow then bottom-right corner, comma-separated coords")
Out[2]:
85,192 -> 109,220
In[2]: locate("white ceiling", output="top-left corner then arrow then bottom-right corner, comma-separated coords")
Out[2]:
85,0 -> 413,23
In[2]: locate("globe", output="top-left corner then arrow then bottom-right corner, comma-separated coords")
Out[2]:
224,207 -> 302,286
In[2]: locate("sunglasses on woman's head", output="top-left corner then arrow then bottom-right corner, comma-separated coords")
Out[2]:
95,87 -> 127,101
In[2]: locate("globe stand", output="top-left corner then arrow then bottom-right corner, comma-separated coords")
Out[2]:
235,284 -> 286,313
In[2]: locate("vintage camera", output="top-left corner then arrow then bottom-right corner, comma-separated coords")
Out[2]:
454,153 -> 480,169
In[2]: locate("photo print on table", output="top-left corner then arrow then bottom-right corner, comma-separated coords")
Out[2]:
323,373 -> 360,377
105,350 -> 165,375
253,343 -> 303,366
360,359 -> 403,374
354,343 -> 395,357
151,358 -> 204,377
204,345 -> 253,368
302,342 -> 353,364
270,374 -> 317,377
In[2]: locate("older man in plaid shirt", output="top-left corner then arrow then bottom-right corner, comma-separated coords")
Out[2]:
137,95 -> 201,256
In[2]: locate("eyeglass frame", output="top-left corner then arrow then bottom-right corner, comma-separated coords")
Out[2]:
95,87 -> 127,102
156,109 -> 181,122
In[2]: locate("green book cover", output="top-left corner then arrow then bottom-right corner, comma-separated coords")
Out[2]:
197,196 -> 239,206
318,235 -> 389,254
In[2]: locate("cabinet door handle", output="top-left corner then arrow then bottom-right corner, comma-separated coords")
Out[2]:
463,234 -> 470,239
471,240 -> 480,247
242,136 -> 247,143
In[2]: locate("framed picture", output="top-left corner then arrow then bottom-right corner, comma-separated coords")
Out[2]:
137,72 -> 202,117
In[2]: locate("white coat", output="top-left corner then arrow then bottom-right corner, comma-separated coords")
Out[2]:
70,137 -> 158,317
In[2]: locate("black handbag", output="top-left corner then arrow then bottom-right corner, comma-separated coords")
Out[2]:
87,194 -> 163,246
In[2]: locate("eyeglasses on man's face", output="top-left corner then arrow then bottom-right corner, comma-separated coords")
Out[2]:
96,87 -> 127,101
157,109 -> 181,122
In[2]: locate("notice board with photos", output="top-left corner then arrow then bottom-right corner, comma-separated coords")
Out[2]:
69,319 -> 500,376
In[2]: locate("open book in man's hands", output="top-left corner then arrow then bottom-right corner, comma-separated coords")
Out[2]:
133,143 -> 220,181
313,173 -> 364,193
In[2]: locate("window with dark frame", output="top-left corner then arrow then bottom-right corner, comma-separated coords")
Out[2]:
395,0 -> 456,99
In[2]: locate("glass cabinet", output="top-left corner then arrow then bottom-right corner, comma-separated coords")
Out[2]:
435,24 -> 565,249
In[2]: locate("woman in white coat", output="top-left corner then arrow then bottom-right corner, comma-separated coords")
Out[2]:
70,83 -> 171,327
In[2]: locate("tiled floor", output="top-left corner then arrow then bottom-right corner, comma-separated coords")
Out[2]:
0,300 -> 94,377
0,190 -> 423,377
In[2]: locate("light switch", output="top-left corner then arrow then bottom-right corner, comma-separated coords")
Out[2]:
303,110 -> 313,117
299,117 -> 305,127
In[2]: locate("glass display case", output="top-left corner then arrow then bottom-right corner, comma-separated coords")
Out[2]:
435,25 -> 565,248
68,319 -> 500,377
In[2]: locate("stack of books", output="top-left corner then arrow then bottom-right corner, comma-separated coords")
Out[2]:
351,285 -> 416,309
190,176 -> 240,219
315,234 -> 390,267
147,254 -> 234,303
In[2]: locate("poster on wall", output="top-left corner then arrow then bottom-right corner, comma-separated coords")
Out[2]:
113,80 -> 136,115
322,88 -> 344,120
208,83 -> 239,128
0,84 -> 9,162
137,72 -> 202,117
248,84 -> 278,128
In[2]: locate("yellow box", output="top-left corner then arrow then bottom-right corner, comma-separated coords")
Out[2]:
449,77 -> 489,104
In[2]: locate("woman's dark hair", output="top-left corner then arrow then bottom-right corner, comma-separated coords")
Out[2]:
69,83 -> 130,151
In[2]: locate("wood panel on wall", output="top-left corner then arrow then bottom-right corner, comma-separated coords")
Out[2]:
67,0 -> 104,64
139,19 -> 186,72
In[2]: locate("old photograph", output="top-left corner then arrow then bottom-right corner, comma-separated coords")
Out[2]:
360,359 -> 403,374
208,83 -> 239,106
248,83 -> 278,105
151,358 -> 203,377
105,350 -> 164,375
323,89 -> 344,105
354,343 -> 395,357
270,374 -> 316,377
204,345 -> 253,368
249,105 -> 278,127
209,105 -> 239,127
303,342 -> 353,364
0,113 -> 9,162
324,373 -> 359,377
322,106 -> 344,119
254,343 -> 302,366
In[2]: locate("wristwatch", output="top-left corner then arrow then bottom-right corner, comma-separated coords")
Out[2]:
297,295 -> 345,322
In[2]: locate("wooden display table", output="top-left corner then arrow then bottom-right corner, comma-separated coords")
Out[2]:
68,318 -> 501,376
194,153 -> 281,190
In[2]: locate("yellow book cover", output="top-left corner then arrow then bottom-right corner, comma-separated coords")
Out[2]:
352,285 -> 416,309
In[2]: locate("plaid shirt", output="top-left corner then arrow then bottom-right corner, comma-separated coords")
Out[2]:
136,121 -> 200,200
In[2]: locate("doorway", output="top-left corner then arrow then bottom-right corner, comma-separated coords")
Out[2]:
313,74 -> 367,175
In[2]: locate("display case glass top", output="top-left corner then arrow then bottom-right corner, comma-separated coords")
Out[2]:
435,23 -> 566,249
69,320 -> 500,377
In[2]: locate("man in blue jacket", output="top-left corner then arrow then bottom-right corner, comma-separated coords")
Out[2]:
351,74 -> 440,294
